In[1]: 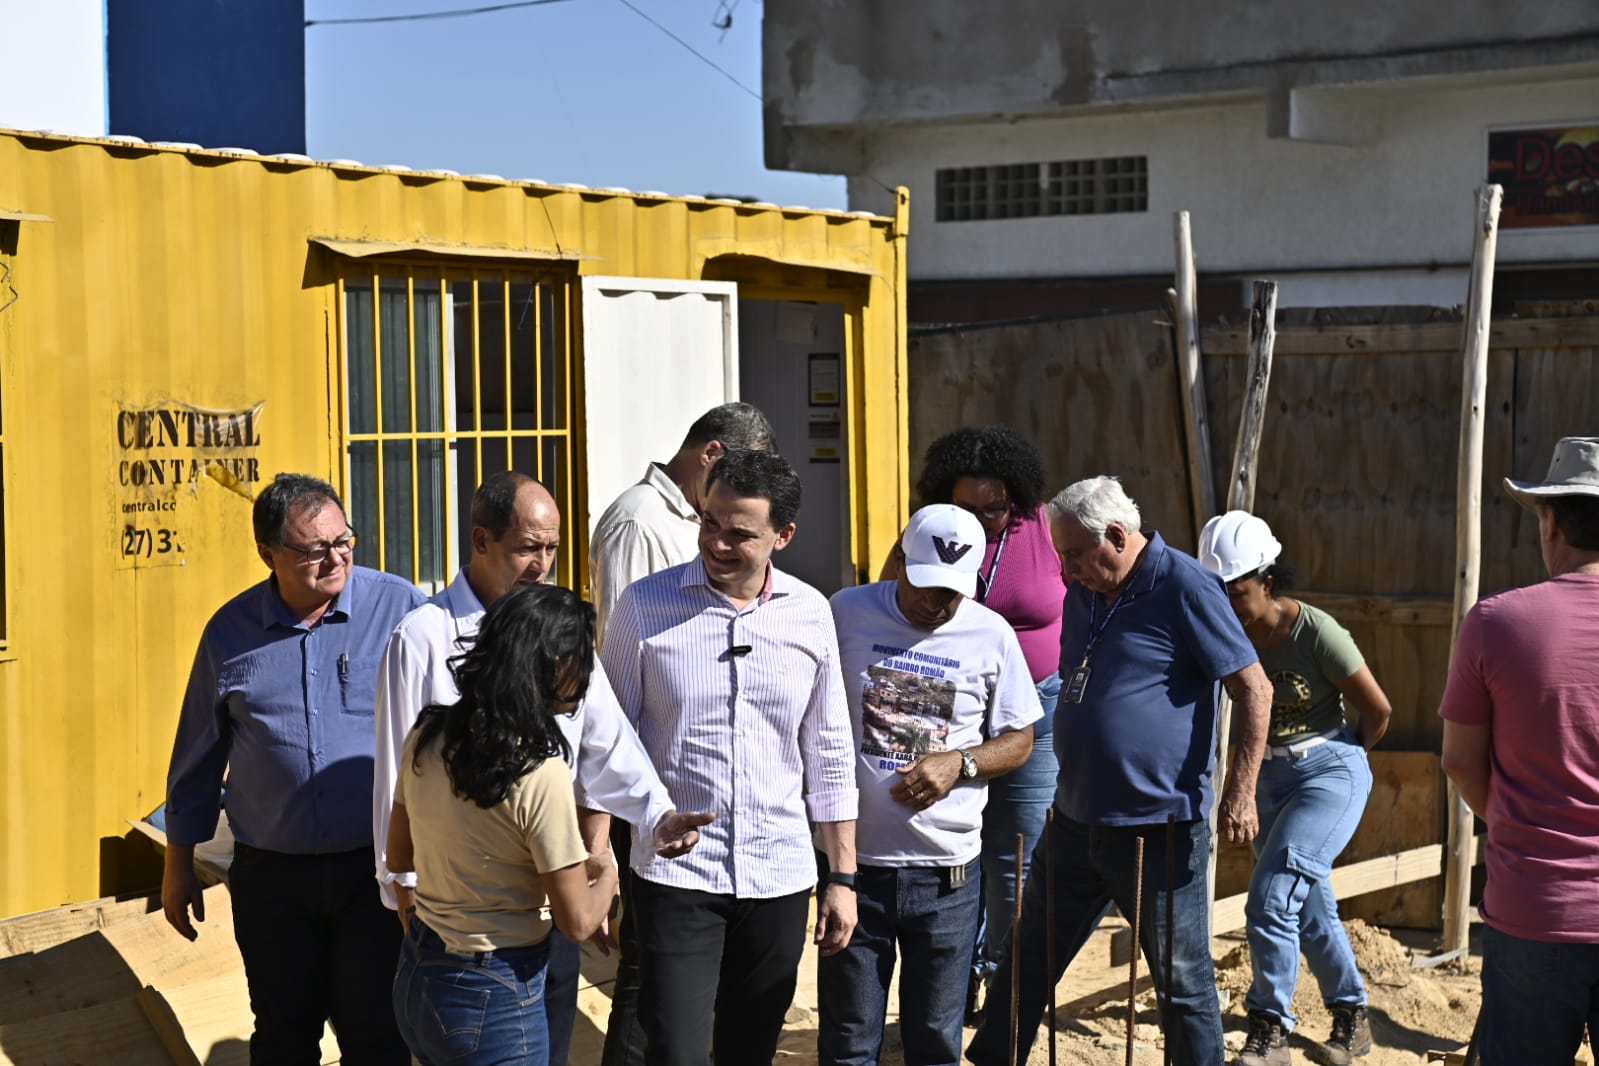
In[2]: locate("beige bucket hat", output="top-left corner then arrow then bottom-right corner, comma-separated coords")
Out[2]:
1504,436 -> 1599,511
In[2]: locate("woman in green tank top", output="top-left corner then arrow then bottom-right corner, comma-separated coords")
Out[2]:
1199,511 -> 1393,1066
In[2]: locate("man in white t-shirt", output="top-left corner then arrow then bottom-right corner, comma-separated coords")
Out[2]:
822,504 -> 1043,1064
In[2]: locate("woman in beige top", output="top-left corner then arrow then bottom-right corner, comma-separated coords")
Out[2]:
386,584 -> 618,1065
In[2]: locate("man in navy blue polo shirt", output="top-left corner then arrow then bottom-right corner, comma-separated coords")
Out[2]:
162,473 -> 425,1065
969,476 -> 1271,1066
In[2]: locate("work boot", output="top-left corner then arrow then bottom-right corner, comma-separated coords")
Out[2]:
1311,1004 -> 1372,1064
1237,1010 -> 1292,1065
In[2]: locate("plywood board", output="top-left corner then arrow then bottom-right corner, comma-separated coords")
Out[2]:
1211,751 -> 1444,923
0,995 -> 173,1065
0,893 -> 160,959
908,312 -> 1197,550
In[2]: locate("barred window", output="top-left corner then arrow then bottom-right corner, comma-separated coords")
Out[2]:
339,267 -> 576,593
935,156 -> 1148,222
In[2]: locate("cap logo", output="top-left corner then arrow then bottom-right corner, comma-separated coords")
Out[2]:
932,536 -> 972,565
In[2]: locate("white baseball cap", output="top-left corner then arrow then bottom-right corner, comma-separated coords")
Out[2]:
901,504 -> 985,597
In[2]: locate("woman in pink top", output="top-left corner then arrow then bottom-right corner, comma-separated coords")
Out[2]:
888,426 -> 1068,1021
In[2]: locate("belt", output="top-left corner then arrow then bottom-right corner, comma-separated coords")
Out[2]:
1264,726 -> 1343,760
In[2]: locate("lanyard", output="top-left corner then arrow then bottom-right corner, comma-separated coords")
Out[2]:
1079,578 -> 1138,668
974,526 -> 1010,604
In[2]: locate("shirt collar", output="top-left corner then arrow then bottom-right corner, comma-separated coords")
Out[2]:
442,568 -> 488,639
1126,532 -> 1167,598
680,556 -> 787,604
644,462 -> 699,522
262,567 -> 355,630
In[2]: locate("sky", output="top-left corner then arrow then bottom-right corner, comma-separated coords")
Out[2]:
303,0 -> 847,209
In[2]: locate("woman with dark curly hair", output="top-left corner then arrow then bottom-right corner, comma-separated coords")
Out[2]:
386,584 -> 619,1065
886,425 -> 1067,1020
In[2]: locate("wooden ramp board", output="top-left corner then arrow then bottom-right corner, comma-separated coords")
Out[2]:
0,894 -> 161,960
145,975 -> 339,1066
0,995 -> 174,1065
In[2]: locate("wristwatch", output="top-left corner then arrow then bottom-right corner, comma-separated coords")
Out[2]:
959,749 -> 979,781
824,871 -> 858,891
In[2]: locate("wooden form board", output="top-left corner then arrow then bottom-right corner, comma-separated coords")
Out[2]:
0,885 -> 338,1063
908,311 -> 1199,552
912,309 -> 1599,752
1214,751 -> 1444,927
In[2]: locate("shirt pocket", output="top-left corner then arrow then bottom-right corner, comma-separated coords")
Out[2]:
339,659 -> 380,716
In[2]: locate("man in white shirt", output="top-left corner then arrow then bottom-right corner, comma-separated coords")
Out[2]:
590,401 -> 778,643
823,504 -> 1042,1064
589,401 -> 776,1066
601,449 -> 859,1066
373,471 -> 711,1066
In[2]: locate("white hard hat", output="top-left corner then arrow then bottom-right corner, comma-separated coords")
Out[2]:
1197,511 -> 1283,583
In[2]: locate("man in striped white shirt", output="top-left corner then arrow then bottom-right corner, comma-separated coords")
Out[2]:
601,449 -> 860,1066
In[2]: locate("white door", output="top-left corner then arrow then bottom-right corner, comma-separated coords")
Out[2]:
580,277 -> 739,535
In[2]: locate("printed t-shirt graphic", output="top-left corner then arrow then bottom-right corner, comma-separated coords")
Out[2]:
862,664 -> 956,762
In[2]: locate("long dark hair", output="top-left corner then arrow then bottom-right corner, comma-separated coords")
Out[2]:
411,584 -> 592,808
916,426 -> 1048,515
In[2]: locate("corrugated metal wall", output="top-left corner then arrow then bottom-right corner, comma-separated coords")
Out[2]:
0,131 -> 910,916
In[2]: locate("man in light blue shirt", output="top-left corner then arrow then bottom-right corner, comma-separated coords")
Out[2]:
162,473 -> 424,1065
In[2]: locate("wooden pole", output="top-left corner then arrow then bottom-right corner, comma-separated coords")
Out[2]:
1046,808 -> 1057,1066
1206,279 -> 1279,927
1171,211 -> 1218,547
1443,184 -> 1503,956
1126,835 -> 1145,1066
1010,833 -> 1025,1066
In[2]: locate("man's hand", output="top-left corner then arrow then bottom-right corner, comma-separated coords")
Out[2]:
653,810 -> 716,858
890,752 -> 961,811
814,883 -> 857,956
1217,781 -> 1259,845
582,849 -> 620,955
161,844 -> 205,942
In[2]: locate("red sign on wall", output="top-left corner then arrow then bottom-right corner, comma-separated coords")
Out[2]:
1487,125 -> 1599,228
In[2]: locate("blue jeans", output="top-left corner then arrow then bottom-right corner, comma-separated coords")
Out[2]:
1245,730 -> 1372,1029
819,860 -> 981,1065
393,917 -> 551,1066
973,672 -> 1061,986
545,930 -> 580,1065
1480,925 -> 1599,1066
967,815 -> 1224,1066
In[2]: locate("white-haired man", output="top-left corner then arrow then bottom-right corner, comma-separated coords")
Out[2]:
969,476 -> 1272,1066
1441,436 -> 1599,1066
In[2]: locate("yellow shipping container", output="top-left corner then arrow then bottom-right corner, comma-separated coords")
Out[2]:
0,130 -> 911,917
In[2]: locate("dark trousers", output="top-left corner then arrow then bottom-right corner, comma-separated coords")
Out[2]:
633,877 -> 812,1066
967,815 -> 1224,1066
229,842 -> 408,1066
1480,925 -> 1599,1066
601,820 -> 647,1066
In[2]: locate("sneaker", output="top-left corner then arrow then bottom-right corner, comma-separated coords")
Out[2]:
1311,1005 -> 1372,1065
1237,1010 -> 1292,1066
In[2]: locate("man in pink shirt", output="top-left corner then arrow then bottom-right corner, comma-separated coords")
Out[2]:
1440,436 -> 1599,1066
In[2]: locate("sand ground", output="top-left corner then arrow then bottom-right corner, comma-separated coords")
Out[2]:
563,907 -> 1563,1065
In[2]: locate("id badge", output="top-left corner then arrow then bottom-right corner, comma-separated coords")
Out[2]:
1065,665 -> 1092,704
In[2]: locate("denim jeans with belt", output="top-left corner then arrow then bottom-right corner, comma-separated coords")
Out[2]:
1245,728 -> 1372,1029
820,859 -> 981,1065
967,814 -> 1223,1066
1479,925 -> 1599,1065
393,917 -> 552,1065
973,671 -> 1061,987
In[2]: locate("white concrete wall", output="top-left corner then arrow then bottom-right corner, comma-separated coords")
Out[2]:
849,73 -> 1598,306
0,0 -> 106,136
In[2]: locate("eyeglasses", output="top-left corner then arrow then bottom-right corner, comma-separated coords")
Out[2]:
956,501 -> 1012,523
277,530 -> 358,566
